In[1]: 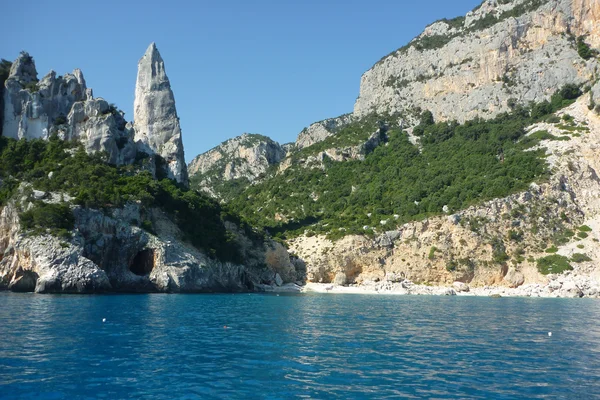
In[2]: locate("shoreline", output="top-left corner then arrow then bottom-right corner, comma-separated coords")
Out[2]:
2,277 -> 598,298
262,276 -> 600,298
298,281 -> 598,298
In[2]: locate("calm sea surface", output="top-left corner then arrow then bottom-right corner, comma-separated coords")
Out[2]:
1,292 -> 599,399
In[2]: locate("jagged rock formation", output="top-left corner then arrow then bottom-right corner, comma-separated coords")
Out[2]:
67,98 -> 137,165
354,0 -> 600,123
0,186 -> 303,293
1,52 -> 136,165
3,52 -> 88,139
188,133 -> 286,198
295,114 -> 353,149
134,43 -> 188,186
2,44 -> 192,179
182,0 -> 600,296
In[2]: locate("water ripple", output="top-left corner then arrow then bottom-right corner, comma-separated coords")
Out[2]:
1,293 -> 600,399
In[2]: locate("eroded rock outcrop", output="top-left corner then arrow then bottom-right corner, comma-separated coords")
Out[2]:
3,52 -> 88,140
188,133 -> 286,197
354,0 -> 600,123
295,114 -> 353,149
1,52 -> 137,165
134,43 -> 188,186
591,80 -> 600,111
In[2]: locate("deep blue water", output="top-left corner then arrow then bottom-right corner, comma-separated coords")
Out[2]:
1,293 -> 600,399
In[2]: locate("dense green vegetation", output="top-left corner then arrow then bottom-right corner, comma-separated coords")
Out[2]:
226,88 -> 578,240
0,136 -> 260,263
20,202 -> 74,239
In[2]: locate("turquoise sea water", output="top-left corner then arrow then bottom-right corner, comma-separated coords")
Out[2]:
1,292 -> 599,399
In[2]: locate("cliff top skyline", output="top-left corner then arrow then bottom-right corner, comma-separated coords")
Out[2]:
0,0 -> 480,161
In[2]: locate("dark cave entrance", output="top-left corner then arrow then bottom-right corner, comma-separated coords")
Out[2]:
130,249 -> 155,276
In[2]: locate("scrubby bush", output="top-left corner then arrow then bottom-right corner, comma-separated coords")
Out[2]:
428,246 -> 438,260
508,230 -> 523,242
578,225 -> 592,232
54,115 -> 67,125
20,202 -> 74,239
491,237 -> 509,264
570,253 -> 592,263
577,36 -> 595,60
545,246 -> 559,254
537,255 -> 572,275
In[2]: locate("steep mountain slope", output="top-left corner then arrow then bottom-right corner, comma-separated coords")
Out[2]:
188,0 -> 600,296
291,97 -> 600,297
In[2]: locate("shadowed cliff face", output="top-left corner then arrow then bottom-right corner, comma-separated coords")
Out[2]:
134,43 -> 189,186
354,0 -> 600,123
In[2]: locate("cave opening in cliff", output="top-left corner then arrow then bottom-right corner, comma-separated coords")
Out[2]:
130,249 -> 155,276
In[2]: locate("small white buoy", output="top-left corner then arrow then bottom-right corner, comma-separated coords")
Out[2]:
548,332 -> 552,337
102,318 -> 106,323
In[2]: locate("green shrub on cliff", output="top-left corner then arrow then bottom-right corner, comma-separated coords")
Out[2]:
577,36 -> 596,60
20,202 -> 74,239
570,253 -> 592,263
537,255 -> 572,275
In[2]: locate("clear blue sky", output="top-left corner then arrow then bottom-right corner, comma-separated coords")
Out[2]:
2,0 -> 481,162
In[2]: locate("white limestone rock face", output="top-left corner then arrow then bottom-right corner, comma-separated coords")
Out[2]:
188,133 -> 286,198
295,114 -> 353,149
354,0 -> 600,123
67,98 -> 137,165
134,43 -> 188,186
1,52 -> 137,165
2,52 -> 89,140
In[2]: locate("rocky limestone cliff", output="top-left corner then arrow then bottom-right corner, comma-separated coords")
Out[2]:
0,186 -> 303,293
295,114 -> 354,149
188,133 -> 286,198
289,98 -> 600,297
2,44 -> 191,182
354,0 -> 600,123
1,52 -> 137,165
134,43 -> 188,186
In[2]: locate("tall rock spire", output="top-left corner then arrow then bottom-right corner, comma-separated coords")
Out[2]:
134,43 -> 188,186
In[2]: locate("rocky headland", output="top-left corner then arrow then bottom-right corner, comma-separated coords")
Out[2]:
0,44 -> 303,293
